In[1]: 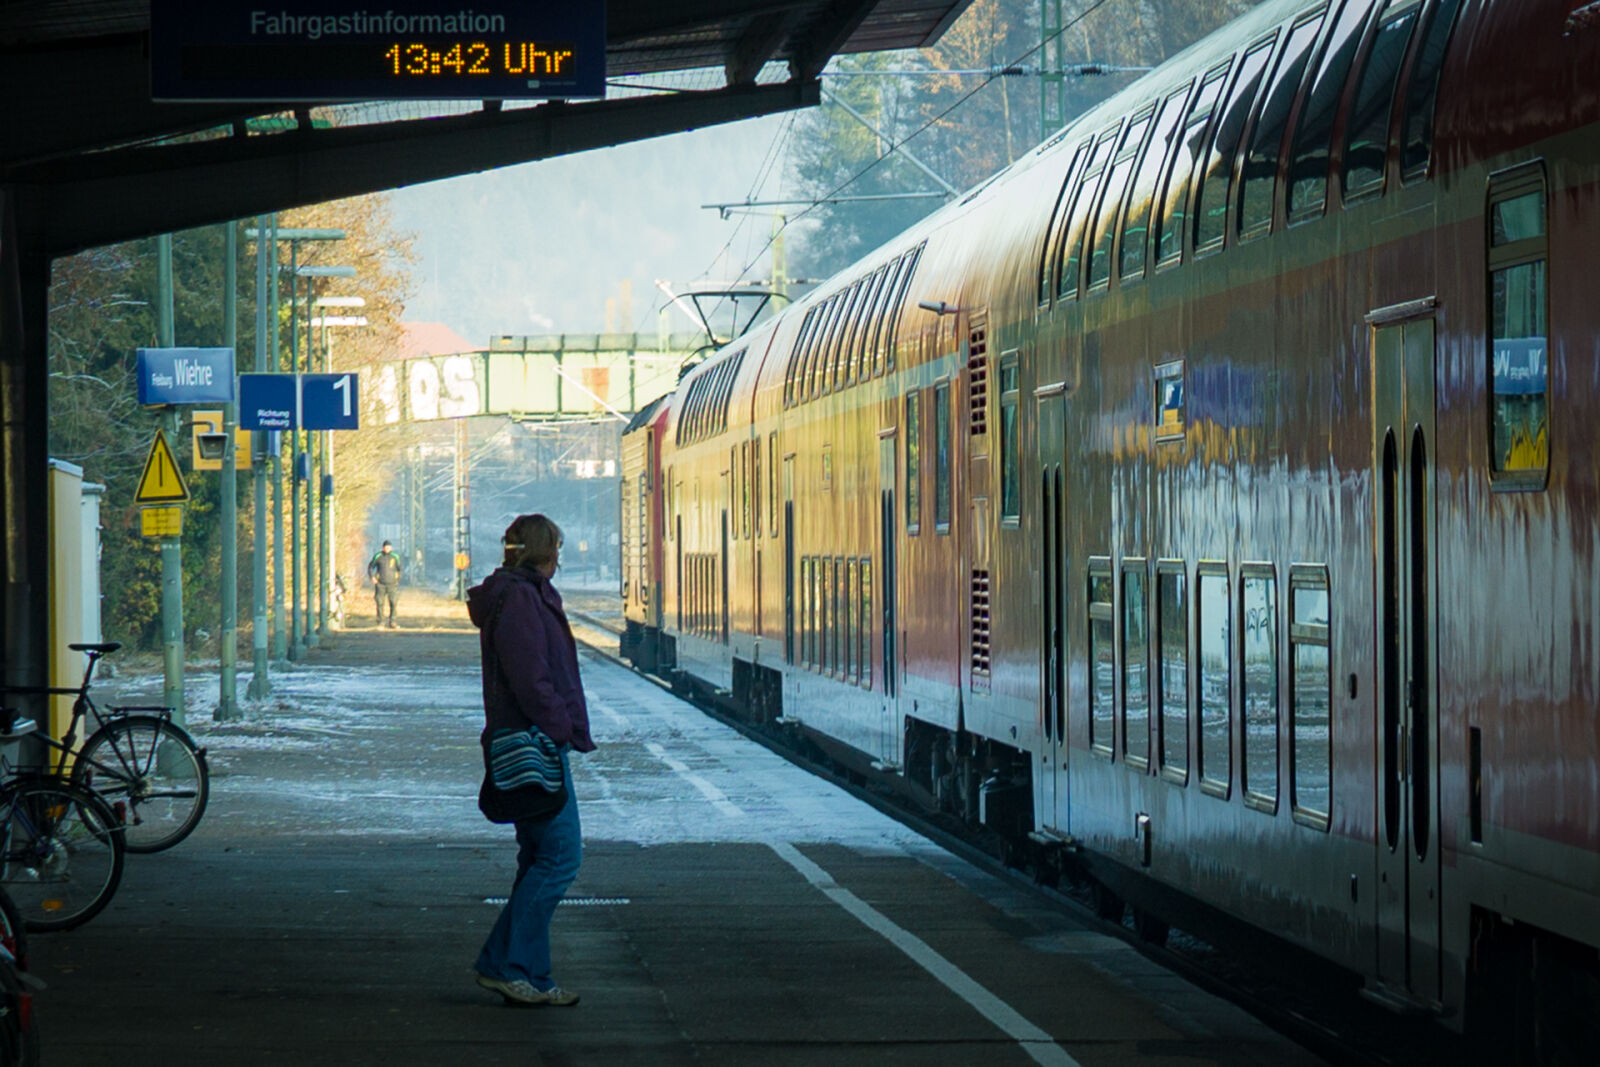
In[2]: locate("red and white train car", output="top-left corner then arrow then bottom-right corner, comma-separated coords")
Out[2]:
621,0 -> 1600,1053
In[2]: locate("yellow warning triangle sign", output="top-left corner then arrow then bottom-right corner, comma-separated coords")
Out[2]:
134,429 -> 190,505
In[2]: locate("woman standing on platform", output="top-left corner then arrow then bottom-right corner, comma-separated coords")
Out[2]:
467,513 -> 595,1007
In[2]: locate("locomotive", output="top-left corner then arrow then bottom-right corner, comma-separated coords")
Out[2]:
621,0 -> 1600,1055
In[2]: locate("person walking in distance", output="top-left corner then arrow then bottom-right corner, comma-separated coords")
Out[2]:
367,540 -> 402,628
469,514 -> 594,1007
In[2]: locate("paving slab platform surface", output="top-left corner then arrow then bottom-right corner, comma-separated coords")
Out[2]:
32,598 -> 1325,1066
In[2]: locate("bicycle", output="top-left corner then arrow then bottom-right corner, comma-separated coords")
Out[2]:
0,642 -> 209,854
0,758 -> 124,932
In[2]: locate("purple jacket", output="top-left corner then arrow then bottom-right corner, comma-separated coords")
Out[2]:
467,565 -> 595,754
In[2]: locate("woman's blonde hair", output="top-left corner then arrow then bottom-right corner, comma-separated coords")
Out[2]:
502,514 -> 562,572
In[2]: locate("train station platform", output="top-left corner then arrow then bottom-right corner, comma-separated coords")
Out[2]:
34,596 -> 1324,1066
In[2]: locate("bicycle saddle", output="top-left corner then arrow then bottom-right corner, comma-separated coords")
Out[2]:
68,642 -> 122,654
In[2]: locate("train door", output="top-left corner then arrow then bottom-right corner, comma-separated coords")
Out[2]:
783,455 -> 795,664
878,430 -> 900,761
721,509 -> 730,644
1036,383 -> 1068,831
1371,305 -> 1441,1009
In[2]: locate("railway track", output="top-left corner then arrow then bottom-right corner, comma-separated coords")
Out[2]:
566,605 -> 1471,1067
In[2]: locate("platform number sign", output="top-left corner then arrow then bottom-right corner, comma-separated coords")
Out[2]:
302,373 -> 360,430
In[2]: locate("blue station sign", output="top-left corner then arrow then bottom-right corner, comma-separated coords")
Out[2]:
239,373 -> 298,431
137,347 -> 236,406
150,0 -> 606,102
240,372 -> 362,431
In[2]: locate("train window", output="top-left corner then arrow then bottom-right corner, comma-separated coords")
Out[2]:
1239,10 -> 1325,241
769,433 -> 779,536
786,308 -> 815,407
872,259 -> 904,376
1122,559 -> 1151,770
801,558 -> 813,667
934,380 -> 952,531
749,441 -> 759,540
741,442 -> 752,540
835,279 -> 864,390
803,295 -> 836,400
886,244 -> 925,370
833,557 -> 845,676
1120,86 -> 1190,282
1057,124 -> 1120,300
1241,566 -> 1279,812
1289,565 -> 1331,829
1155,62 -> 1231,269
1195,35 -> 1276,254
999,355 -> 1020,523
1342,0 -> 1422,201
1287,0 -> 1370,221
860,559 -> 873,690
821,444 -> 833,492
847,558 -> 859,683
860,265 -> 888,378
1488,166 -> 1549,483
1157,561 -> 1189,784
1089,559 -> 1115,759
816,558 -> 828,672
1155,360 -> 1185,441
1087,106 -> 1155,291
1040,141 -> 1090,305
730,448 -> 740,540
1399,0 -> 1463,182
906,391 -> 922,534
1197,564 -> 1231,798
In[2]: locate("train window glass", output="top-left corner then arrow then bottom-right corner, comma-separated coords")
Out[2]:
1241,566 -> 1279,812
769,433 -> 779,536
1342,0 -> 1422,200
1488,169 -> 1549,482
1058,124 -> 1120,300
1120,86 -> 1190,282
1287,0 -> 1370,221
750,441 -> 760,540
786,308 -> 815,407
1157,561 -> 1189,784
804,295 -> 836,399
741,442 -> 752,540
999,355 -> 1020,522
1155,360 -> 1185,441
1197,564 -> 1231,797
847,277 -> 874,386
860,269 -> 888,381
1089,559 -> 1115,759
934,380 -> 952,531
1289,565 -> 1331,828
873,258 -> 905,376
906,391 -> 922,534
1400,0 -> 1463,182
836,557 -> 848,677
1195,35 -> 1276,254
1239,10 -> 1325,241
860,558 -> 873,690
887,244 -> 924,370
1122,559 -> 1151,770
801,558 -> 813,668
847,558 -> 859,683
1155,62 -> 1231,268
1087,106 -> 1155,291
819,558 -> 831,674
835,279 -> 864,390
1040,141 -> 1090,305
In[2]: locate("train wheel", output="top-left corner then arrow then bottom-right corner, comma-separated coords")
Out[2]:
1091,883 -> 1124,922
1133,908 -> 1169,946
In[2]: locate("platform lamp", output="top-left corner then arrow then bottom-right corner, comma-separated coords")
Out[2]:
292,264 -> 356,655
310,295 -> 368,637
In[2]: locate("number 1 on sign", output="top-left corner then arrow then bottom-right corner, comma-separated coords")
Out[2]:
333,374 -> 351,417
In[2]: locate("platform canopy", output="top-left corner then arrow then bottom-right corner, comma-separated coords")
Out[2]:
1,0 -> 973,256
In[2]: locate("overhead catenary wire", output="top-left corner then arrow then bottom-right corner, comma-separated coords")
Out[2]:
726,0 -> 1121,288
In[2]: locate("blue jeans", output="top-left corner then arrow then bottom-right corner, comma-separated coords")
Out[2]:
475,752 -> 581,990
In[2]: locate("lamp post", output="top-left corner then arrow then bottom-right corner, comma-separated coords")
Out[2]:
294,264 -> 355,653
243,226 -> 345,669
310,296 -> 367,638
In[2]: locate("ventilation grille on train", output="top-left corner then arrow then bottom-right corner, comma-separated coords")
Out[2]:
968,326 -> 989,435
970,569 -> 991,690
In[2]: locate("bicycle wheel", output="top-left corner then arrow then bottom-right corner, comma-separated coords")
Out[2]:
74,715 -> 209,854
0,780 -> 124,932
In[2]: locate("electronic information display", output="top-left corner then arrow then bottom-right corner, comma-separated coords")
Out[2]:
151,1 -> 604,101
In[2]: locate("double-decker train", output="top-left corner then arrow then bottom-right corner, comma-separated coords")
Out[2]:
620,0 -> 1600,1054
